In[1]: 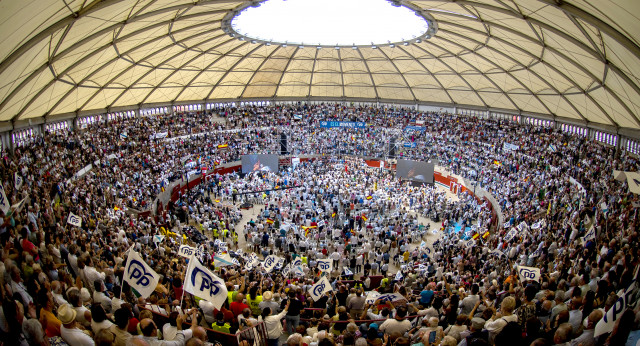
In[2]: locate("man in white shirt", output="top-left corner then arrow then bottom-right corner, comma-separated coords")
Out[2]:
58,304 -> 95,346
83,256 -> 106,292
10,266 -> 33,305
136,311 -> 197,346
379,306 -> 412,336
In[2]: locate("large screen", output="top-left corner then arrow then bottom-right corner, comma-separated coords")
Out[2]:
396,159 -> 434,183
241,154 -> 279,174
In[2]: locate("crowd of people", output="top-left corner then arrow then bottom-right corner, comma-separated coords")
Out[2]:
0,102 -> 638,346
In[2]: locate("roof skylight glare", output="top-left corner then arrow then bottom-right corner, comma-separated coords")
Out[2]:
230,0 -> 435,47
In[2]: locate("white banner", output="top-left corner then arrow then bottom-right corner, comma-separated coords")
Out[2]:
343,267 -> 353,276
184,256 -> 228,309
317,259 -> 332,273
375,293 -> 406,303
123,250 -> 160,298
0,184 -> 8,215
67,212 -> 82,227
154,132 -> 168,139
213,253 -> 236,267
517,266 -> 541,282
594,281 -> 639,337
153,235 -> 165,244
503,142 -> 519,151
626,171 -> 640,194
308,276 -> 332,301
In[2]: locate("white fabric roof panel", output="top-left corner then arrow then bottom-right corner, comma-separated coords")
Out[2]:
0,0 -> 638,129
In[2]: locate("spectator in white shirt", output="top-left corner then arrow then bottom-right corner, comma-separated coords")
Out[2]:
58,304 -> 95,346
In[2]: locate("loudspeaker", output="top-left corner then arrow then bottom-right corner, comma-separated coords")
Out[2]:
389,137 -> 396,158
280,133 -> 288,155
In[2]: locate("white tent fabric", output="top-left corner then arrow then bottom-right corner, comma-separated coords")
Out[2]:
0,0 -> 639,129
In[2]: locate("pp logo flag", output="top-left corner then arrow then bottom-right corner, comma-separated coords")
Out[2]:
0,184 -> 8,214
184,256 -> 228,309
317,259 -> 332,273
343,267 -> 353,276
583,225 -> 596,242
178,245 -> 198,258
594,281 -> 639,337
394,271 -> 404,281
504,228 -> 518,242
67,212 -> 82,227
464,238 -> 476,249
517,266 -> 541,282
263,255 -> 280,273
123,250 -> 160,298
309,276 -> 332,301
14,172 -> 23,189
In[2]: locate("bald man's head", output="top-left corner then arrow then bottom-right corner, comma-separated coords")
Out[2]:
192,326 -> 207,341
587,310 -> 603,329
139,318 -> 157,337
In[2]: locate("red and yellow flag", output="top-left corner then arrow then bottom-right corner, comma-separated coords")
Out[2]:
361,215 -> 367,221
332,212 -> 336,218
472,233 -> 480,240
217,144 -> 228,149
266,218 -> 274,224
366,195 -> 373,200
482,231 -> 490,239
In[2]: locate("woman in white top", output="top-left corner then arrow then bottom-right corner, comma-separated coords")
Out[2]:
258,300 -> 290,346
90,304 -> 113,335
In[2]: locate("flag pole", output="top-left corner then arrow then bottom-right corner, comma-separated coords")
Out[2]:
120,244 -> 135,301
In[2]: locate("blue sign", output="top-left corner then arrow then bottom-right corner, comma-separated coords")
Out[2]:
318,121 -> 367,129
404,126 -> 426,132
403,142 -> 417,148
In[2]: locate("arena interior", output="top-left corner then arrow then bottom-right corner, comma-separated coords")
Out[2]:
0,0 -> 640,346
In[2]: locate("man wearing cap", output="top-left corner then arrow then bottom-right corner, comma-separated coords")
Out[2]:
260,291 -> 280,314
58,303 -> 95,346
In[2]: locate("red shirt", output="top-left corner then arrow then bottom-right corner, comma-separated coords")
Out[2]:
229,301 -> 249,317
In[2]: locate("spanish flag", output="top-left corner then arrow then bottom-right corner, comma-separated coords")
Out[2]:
493,160 -> 502,166
266,218 -> 274,224
332,212 -> 336,218
472,233 -> 480,240
482,231 -> 490,239
305,228 -> 310,237
366,195 -> 373,200
361,215 -> 367,221
114,206 -> 120,211
217,144 -> 228,149
215,199 -> 220,203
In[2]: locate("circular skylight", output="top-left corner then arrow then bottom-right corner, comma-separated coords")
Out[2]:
229,0 -> 435,47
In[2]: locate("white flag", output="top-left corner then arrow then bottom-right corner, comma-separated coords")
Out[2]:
184,256 -> 228,309
504,228 -> 518,242
395,271 -> 404,281
594,281 -> 638,337
343,266 -> 353,276
583,225 -> 596,242
14,172 -> 23,189
213,253 -> 236,267
626,171 -> 640,194
0,184 -> 8,215
67,212 -> 82,227
123,250 -> 160,299
282,264 -> 291,277
517,221 -> 529,232
153,235 -> 165,244
178,245 -> 196,258
517,266 -> 541,282
308,276 -> 332,301
11,197 -> 27,214
365,291 -> 381,304
317,259 -> 332,273
275,257 -> 286,270
464,238 -> 476,249
263,255 -> 280,273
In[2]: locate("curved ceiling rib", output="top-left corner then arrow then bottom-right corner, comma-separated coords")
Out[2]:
0,0 -> 639,132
